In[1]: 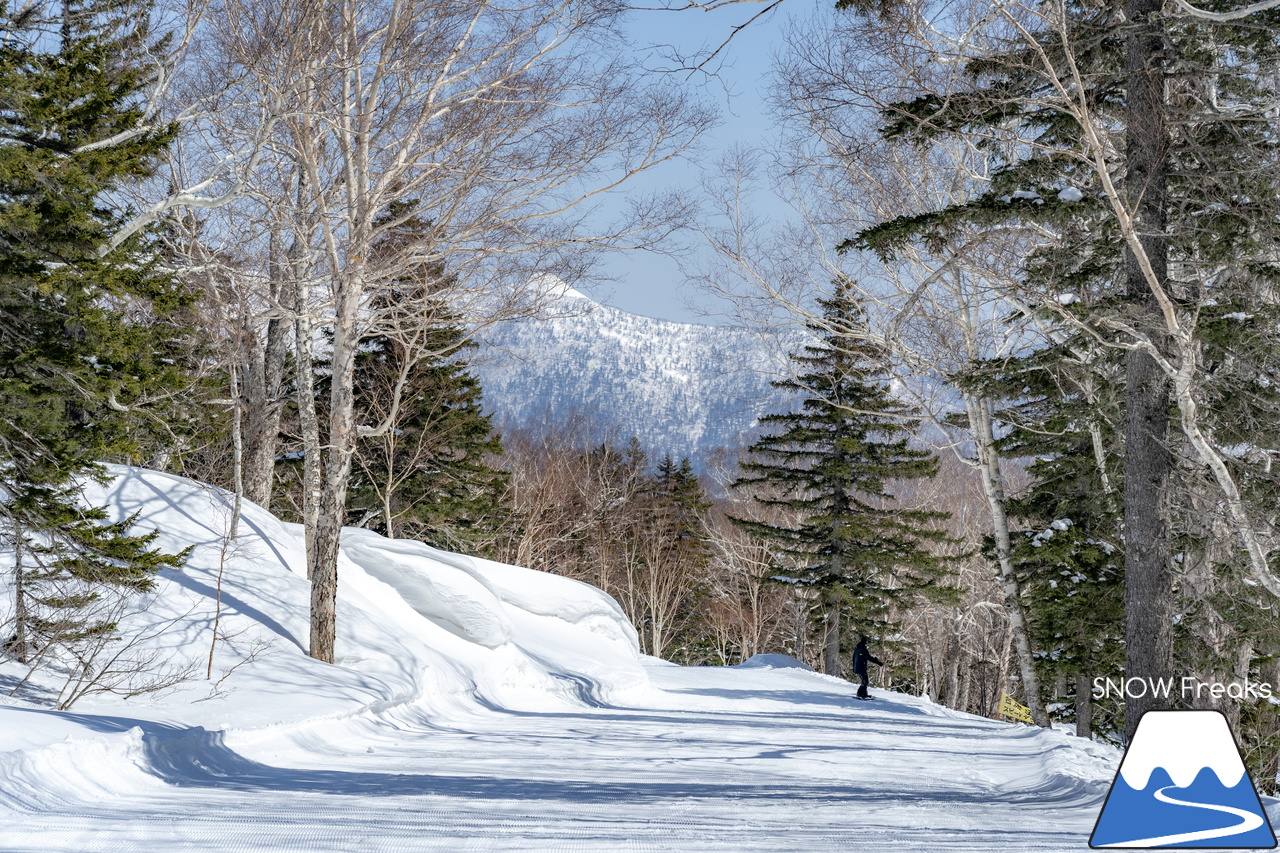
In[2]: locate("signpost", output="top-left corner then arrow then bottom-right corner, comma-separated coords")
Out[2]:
999,691 -> 1035,724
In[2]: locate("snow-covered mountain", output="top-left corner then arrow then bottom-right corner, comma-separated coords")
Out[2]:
473,288 -> 799,463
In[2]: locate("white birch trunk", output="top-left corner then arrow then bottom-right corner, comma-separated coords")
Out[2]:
964,392 -> 1050,727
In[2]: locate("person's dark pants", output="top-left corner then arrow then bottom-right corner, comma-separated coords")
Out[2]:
857,671 -> 870,699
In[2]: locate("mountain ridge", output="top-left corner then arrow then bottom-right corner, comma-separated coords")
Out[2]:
473,289 -> 800,465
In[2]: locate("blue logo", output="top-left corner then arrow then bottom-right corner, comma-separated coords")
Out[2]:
1090,710 -> 1276,848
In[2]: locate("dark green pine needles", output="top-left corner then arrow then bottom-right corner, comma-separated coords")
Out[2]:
0,0 -> 191,671
730,280 -> 955,663
328,202 -> 509,552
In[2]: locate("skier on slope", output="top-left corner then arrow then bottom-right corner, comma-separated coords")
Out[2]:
852,636 -> 881,701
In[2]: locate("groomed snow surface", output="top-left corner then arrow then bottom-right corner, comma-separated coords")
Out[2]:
0,467 -> 1263,852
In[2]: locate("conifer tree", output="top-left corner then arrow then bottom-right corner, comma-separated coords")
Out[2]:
313,202 -> 507,553
0,0 -> 191,669
842,0 -> 1280,738
730,280 -> 952,676
345,312 -> 507,553
647,455 -> 713,578
973,345 -> 1126,738
634,454 -> 713,660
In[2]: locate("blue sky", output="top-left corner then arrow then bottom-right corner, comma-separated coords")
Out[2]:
580,0 -> 811,325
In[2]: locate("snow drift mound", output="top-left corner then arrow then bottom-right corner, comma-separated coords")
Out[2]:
0,465 -> 646,740
736,654 -> 815,672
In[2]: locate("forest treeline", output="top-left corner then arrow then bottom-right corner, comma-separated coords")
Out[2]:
4,0 -> 1280,790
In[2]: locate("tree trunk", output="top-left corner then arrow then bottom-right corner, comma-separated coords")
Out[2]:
1227,643 -> 1252,733
648,568 -> 663,658
10,525 -> 28,664
382,486 -> 395,539
308,281 -> 362,663
965,392 -> 1050,727
996,621 -> 1014,718
1123,347 -> 1174,740
290,167 -> 322,578
944,630 -> 961,709
1075,673 -> 1093,740
823,597 -> 841,677
794,595 -> 808,666
241,310 -> 289,508
1123,0 -> 1174,744
294,297 -> 322,581
210,365 -> 246,679
1258,656 -> 1280,796
308,500 -> 342,662
235,224 -> 295,511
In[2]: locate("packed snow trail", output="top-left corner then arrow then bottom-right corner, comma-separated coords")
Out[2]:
0,663 -> 1118,853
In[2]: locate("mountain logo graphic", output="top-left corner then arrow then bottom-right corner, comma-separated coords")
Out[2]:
1090,710 -> 1277,848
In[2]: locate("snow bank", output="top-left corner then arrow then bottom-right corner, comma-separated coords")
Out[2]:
342,530 -> 515,649
0,465 -> 646,753
736,654 -> 815,672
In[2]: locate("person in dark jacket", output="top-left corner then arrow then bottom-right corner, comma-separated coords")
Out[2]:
852,636 -> 881,700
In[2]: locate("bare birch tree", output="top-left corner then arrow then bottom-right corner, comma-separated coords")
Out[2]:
177,0 -> 712,661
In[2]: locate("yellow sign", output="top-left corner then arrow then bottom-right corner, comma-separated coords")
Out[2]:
999,691 -> 1035,724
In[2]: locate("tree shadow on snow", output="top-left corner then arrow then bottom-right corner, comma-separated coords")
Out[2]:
0,673 -> 58,706
3,704 -> 189,736
659,685 -> 932,714
136,725 -> 1103,813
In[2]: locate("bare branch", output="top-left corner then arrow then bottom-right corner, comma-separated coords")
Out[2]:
1169,0 -> 1280,20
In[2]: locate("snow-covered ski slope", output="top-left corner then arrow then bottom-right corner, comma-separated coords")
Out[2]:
0,467 -> 1259,852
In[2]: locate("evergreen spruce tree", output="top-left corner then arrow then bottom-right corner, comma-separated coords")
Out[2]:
647,455 -> 712,578
639,454 -> 713,662
345,313 -> 507,552
328,202 -> 507,553
970,345 -> 1126,738
730,280 -> 953,677
842,0 -> 1280,738
0,0 -> 191,670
